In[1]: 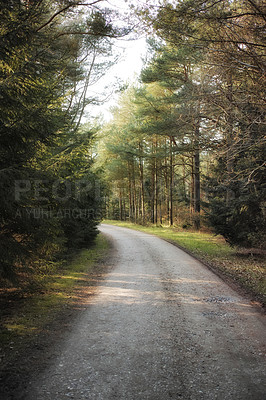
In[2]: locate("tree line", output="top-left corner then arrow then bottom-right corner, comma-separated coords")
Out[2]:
0,0 -> 265,284
0,0 -> 130,282
97,0 -> 265,249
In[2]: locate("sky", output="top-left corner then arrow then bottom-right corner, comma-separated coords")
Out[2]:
84,0 -> 148,121
91,37 -> 147,120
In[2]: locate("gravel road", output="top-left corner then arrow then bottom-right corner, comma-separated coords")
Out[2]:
24,224 -> 265,400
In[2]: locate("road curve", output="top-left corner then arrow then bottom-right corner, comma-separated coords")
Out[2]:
25,224 -> 265,400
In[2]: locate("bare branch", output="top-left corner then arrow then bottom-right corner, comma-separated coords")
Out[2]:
247,161 -> 266,184
55,29 -> 130,40
37,1 -> 103,32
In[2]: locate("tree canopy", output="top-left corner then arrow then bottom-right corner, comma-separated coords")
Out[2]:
0,0 -> 130,281
97,0 -> 265,248
0,0 -> 265,285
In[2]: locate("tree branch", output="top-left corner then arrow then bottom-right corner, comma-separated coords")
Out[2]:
55,29 -> 130,40
37,1 -> 103,32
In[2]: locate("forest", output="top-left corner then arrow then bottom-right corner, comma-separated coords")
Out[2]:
98,0 -> 265,248
0,0 -> 265,284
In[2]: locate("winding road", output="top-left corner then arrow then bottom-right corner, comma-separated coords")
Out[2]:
25,224 -> 265,399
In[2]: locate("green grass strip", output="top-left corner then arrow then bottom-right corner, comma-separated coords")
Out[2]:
0,234 -> 109,347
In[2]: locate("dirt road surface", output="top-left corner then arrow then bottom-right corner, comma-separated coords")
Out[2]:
21,225 -> 266,399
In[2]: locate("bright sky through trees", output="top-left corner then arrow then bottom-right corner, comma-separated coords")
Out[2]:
88,36 -> 147,121
1,0 -> 265,293
84,0 -> 148,121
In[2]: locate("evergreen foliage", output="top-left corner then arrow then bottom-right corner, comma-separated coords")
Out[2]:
99,0 -> 265,248
0,0 -> 120,281
0,0 -> 265,285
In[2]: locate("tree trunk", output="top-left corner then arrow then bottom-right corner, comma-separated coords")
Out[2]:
154,138 -> 158,225
131,161 -> 137,223
139,143 -> 145,224
193,121 -> 200,230
169,137 -> 174,226
128,161 -> 132,221
119,188 -> 123,221
151,163 -> 155,224
190,158 -> 194,221
226,68 -> 234,206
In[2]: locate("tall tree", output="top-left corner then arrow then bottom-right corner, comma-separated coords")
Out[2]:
141,40 -> 206,227
135,0 -> 266,246
0,0 -> 128,280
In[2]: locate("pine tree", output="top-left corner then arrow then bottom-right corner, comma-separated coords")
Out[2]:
0,0 -> 126,280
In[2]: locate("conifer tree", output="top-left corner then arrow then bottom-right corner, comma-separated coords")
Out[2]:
0,0 -> 127,280
134,0 -> 266,246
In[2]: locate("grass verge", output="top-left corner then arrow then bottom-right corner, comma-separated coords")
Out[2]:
103,220 -> 266,308
0,234 -> 110,358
